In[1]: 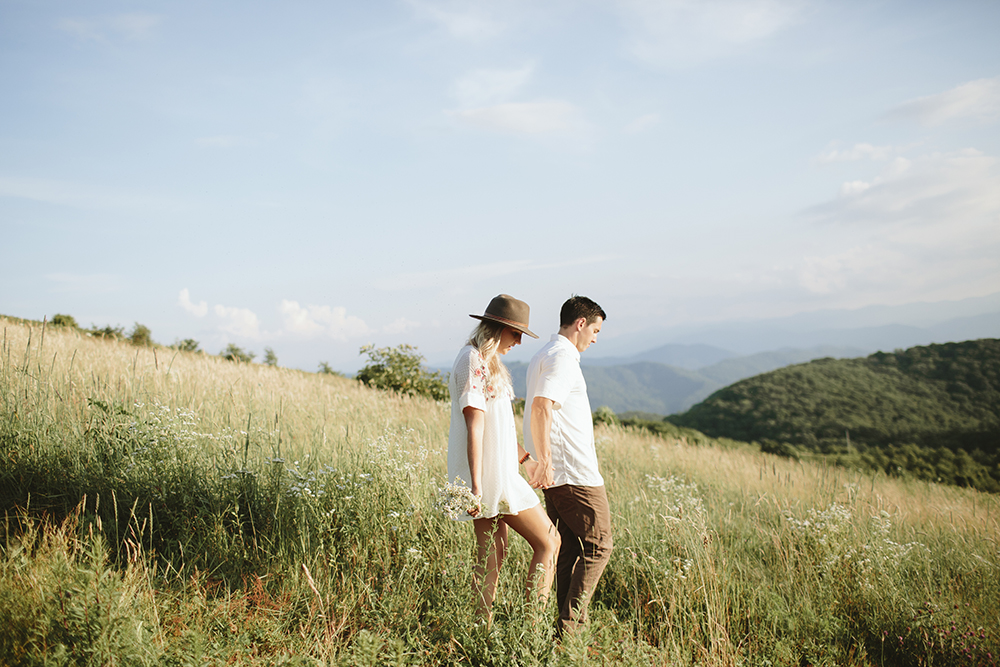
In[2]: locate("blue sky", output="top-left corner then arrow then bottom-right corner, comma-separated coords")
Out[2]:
2,0 -> 998,371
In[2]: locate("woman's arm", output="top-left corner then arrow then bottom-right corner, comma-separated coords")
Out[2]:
463,405 -> 485,516
528,396 -> 555,489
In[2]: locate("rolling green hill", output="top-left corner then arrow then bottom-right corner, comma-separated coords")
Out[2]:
670,338 -> 1000,491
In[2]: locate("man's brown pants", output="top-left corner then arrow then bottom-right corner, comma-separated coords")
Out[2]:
543,484 -> 614,634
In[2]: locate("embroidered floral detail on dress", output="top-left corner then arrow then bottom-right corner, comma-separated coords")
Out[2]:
470,351 -> 500,401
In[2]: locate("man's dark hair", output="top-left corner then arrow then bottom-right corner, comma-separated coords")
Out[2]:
560,296 -> 607,327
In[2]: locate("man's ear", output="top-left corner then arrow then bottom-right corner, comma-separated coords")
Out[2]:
574,317 -> 587,332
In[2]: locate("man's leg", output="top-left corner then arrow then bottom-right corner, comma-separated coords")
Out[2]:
544,485 -> 613,634
544,488 -> 580,617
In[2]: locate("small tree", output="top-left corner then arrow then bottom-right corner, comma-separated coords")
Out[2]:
220,343 -> 255,363
356,344 -> 448,401
593,406 -> 619,426
263,347 -> 278,367
51,314 -> 79,329
318,362 -> 344,377
128,323 -> 153,347
172,338 -> 201,353
88,324 -> 125,340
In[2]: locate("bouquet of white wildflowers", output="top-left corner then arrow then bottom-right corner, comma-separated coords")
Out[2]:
437,477 -> 481,520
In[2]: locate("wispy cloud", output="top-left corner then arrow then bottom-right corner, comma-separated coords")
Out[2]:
278,300 -> 369,341
177,288 -> 207,317
447,63 -> 589,139
798,148 -> 1000,296
45,273 -> 122,294
0,176 -> 180,212
214,304 -> 262,339
452,64 -> 534,108
405,0 -> 507,40
811,150 -> 1000,227
450,101 -> 589,136
888,77 -> 1000,126
815,142 -> 893,163
57,14 -> 163,43
615,0 -> 804,67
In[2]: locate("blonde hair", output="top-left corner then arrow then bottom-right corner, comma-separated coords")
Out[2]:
466,320 -> 513,393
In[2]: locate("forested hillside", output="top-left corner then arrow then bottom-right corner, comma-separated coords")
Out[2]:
670,339 -> 1000,491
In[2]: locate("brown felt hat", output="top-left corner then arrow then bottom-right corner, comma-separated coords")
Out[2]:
470,294 -> 539,339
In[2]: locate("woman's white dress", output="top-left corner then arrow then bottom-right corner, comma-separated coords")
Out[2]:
447,345 -> 540,522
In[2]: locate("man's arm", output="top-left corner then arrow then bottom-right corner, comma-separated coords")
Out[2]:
528,396 -> 555,489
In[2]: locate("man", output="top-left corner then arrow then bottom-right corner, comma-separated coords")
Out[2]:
523,295 -> 611,635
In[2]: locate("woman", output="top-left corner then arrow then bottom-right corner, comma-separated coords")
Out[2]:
448,294 -> 560,624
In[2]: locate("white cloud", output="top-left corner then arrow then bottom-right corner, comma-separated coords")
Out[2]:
45,273 -> 121,294
450,101 -> 589,135
177,288 -> 207,317
623,113 -> 661,134
278,300 -> 369,341
797,148 -> 1000,299
812,149 -> 1000,228
889,77 -> 1000,126
452,64 -> 534,108
838,180 -> 871,197
615,0 -> 803,66
214,304 -> 262,339
405,0 -> 506,40
816,142 -> 893,163
797,245 -> 903,294
57,14 -> 163,42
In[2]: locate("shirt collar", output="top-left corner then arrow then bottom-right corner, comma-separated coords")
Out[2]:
552,333 -> 581,362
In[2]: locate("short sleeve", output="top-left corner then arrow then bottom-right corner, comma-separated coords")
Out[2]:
532,350 -> 575,410
453,348 -> 488,412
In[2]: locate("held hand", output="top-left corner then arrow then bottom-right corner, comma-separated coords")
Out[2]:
527,456 -> 554,489
523,458 -> 540,484
468,483 -> 482,517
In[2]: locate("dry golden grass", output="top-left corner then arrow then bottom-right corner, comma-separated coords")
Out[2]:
596,422 -> 1000,543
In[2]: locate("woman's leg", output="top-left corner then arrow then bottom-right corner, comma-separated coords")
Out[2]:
502,504 -> 561,605
472,517 -> 509,623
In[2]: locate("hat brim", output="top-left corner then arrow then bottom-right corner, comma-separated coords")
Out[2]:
469,314 -> 539,339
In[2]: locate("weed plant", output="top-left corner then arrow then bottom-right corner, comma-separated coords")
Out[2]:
1,317 -> 998,666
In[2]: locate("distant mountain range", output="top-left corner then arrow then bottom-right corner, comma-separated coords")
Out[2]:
504,344 -> 869,415
433,293 -> 1000,415
591,293 -> 1000,359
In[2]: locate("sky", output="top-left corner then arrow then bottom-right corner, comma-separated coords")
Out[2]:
2,0 -> 999,372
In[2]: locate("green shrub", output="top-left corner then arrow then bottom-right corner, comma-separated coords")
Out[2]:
356,344 -> 448,401
50,313 -> 79,329
172,338 -> 201,352
263,347 -> 278,367
220,343 -> 255,363
317,361 -> 344,376
128,323 -> 153,347
593,405 -> 619,426
87,324 -> 125,340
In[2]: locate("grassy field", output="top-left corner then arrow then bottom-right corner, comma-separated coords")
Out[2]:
1,316 -> 998,666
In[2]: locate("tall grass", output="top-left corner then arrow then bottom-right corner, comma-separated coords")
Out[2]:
1,316 -> 998,666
